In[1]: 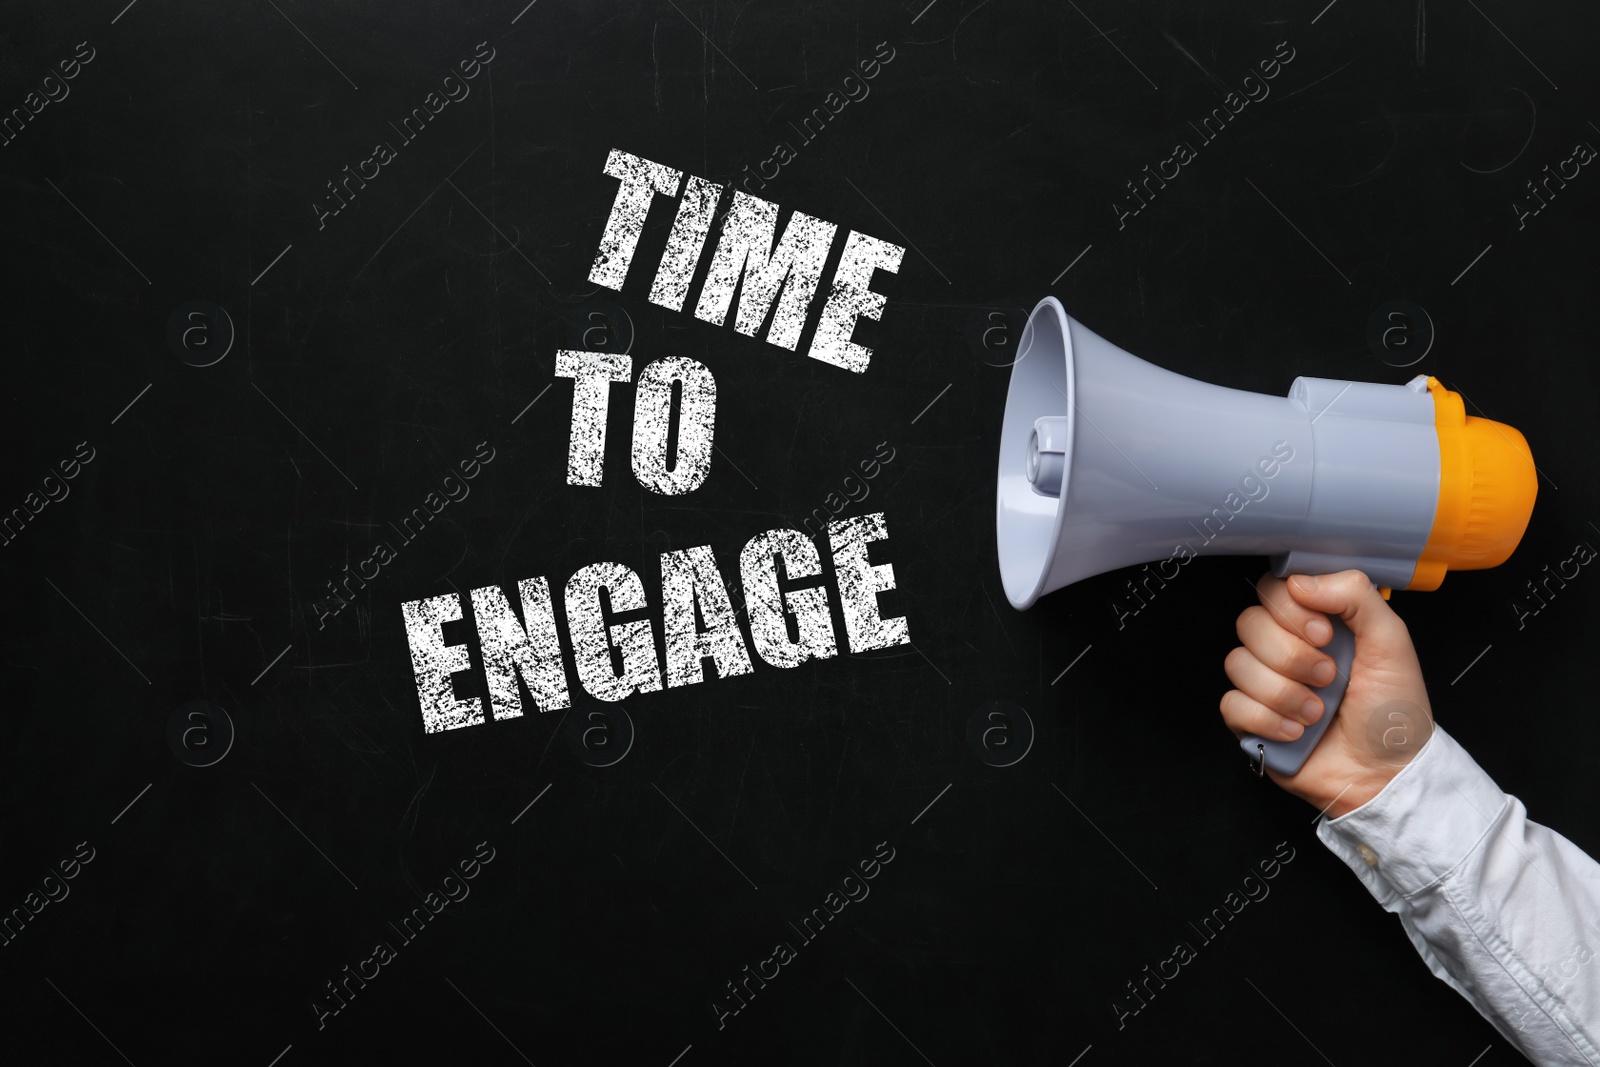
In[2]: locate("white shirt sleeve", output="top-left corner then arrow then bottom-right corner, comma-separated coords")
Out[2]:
1317,725 -> 1600,1066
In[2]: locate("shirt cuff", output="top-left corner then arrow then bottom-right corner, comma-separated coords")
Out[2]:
1315,724 -> 1510,903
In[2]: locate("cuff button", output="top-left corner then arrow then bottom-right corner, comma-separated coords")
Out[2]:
1356,843 -> 1378,866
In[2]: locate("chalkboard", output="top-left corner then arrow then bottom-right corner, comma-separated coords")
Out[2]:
3,1 -> 1596,1064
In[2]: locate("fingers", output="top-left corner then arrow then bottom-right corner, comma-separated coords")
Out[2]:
1236,605 -> 1338,688
1249,572 -> 1333,647
1284,570 -> 1406,644
1224,645 -> 1324,726
1220,687 -> 1305,742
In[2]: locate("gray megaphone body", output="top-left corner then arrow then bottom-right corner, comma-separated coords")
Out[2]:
996,297 -> 1537,775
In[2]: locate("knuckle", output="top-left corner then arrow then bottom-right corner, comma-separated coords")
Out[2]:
1271,673 -> 1304,710
1264,630 -> 1306,676
1293,641 -> 1326,677
1220,690 -> 1260,730
1264,627 -> 1299,667
1268,595 -> 1300,626
1239,703 -> 1279,735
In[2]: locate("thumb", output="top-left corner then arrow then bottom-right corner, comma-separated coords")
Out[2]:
1284,570 -> 1405,643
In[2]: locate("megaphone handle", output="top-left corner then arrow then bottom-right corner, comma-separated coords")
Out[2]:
1239,616 -> 1356,776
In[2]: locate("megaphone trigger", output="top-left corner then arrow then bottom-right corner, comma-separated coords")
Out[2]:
1250,612 -> 1356,777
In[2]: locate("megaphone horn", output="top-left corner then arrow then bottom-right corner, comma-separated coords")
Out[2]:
996,297 -> 1536,775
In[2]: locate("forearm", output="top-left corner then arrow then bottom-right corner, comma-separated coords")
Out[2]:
1316,726 -> 1600,1066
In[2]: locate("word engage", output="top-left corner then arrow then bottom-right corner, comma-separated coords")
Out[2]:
713,840 -> 896,1029
313,40 -> 496,230
1,841 -> 96,947
1114,841 -> 1296,1029
1113,39 -> 1296,230
311,841 -> 495,1029
2,440 -> 96,547
1112,440 -> 1296,629
315,441 -> 496,629
401,513 -> 911,734
1,40 -> 95,148
589,149 -> 905,373
1509,538 -> 1595,630
736,41 -> 898,194
1512,140 -> 1596,230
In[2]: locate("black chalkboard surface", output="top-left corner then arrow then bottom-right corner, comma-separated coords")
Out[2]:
3,2 -> 1596,1064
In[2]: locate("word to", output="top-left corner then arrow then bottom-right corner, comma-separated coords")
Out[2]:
558,352 -> 714,491
589,148 -> 905,372
402,513 -> 911,734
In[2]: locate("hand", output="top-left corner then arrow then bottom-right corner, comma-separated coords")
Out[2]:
1220,570 -> 1435,818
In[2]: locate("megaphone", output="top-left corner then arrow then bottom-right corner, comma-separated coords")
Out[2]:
996,297 -> 1536,775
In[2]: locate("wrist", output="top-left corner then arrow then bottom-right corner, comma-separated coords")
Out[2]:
1314,699 -> 1435,818
1319,768 -> 1400,818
